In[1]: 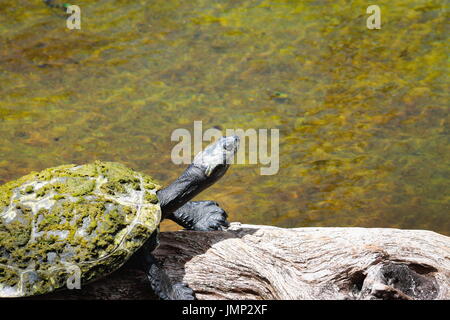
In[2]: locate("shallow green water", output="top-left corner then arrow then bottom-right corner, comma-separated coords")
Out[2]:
0,0 -> 448,234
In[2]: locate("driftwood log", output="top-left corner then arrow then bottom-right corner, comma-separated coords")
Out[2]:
34,223 -> 450,300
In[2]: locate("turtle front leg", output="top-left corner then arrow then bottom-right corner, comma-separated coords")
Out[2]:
167,201 -> 229,231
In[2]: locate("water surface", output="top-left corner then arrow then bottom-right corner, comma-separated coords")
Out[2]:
0,0 -> 448,234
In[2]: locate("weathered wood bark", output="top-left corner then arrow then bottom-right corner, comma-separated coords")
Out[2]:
34,223 -> 450,300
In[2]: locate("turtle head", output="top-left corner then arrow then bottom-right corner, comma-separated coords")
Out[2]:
192,135 -> 240,179
157,135 -> 239,217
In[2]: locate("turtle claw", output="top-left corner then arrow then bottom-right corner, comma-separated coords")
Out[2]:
169,201 -> 230,231
171,282 -> 196,300
204,211 -> 230,231
189,201 -> 229,231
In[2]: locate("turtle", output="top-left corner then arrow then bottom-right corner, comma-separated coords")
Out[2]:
0,135 -> 240,299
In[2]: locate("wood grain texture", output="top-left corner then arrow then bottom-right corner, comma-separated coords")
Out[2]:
32,223 -> 450,300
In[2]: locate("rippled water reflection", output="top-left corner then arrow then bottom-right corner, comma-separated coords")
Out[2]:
0,0 -> 448,234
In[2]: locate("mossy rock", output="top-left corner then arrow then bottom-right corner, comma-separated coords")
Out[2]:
0,161 -> 161,297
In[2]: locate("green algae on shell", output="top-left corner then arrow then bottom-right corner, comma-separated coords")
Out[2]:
0,161 -> 161,297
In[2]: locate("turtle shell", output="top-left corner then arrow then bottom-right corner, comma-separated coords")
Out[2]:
0,161 -> 161,297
